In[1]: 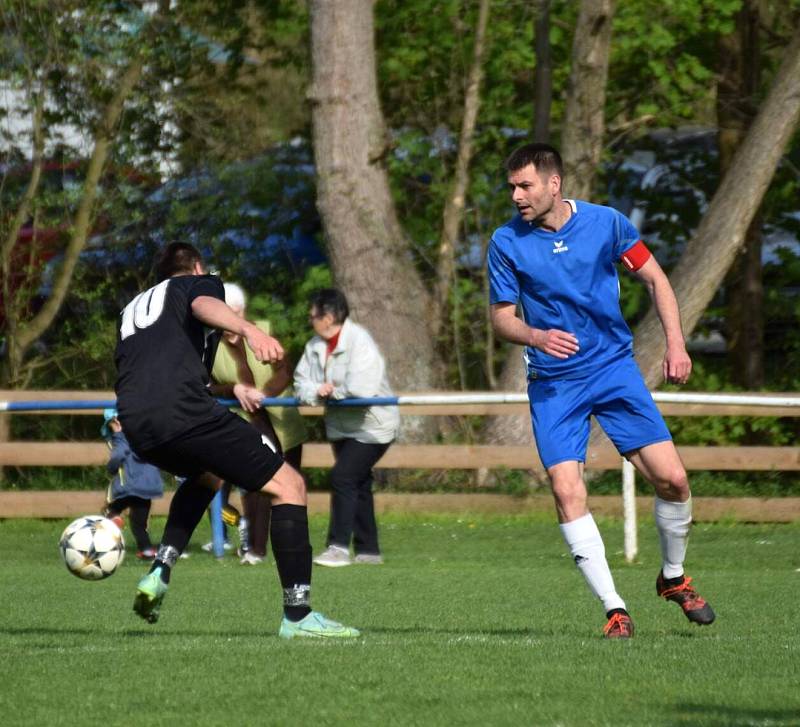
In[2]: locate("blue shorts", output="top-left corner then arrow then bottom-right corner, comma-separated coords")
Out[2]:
527,355 -> 671,469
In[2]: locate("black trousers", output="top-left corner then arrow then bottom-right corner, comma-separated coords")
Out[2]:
106,495 -> 153,551
327,439 -> 390,555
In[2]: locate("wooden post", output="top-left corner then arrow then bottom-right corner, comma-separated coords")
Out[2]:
622,459 -> 637,562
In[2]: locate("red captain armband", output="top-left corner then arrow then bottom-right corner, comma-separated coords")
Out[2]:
620,240 -> 652,271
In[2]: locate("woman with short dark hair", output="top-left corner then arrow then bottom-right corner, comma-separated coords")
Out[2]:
294,288 -> 399,567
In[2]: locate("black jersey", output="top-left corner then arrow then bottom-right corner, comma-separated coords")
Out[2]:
114,274 -> 226,451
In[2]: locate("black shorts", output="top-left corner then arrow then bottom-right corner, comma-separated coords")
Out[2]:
139,410 -> 284,492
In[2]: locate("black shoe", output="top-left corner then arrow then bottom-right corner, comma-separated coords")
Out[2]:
603,609 -> 634,639
657,572 -> 716,625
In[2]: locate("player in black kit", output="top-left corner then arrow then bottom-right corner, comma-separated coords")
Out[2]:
115,243 -> 359,638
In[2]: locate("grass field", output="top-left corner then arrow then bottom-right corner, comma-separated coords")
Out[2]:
1,513 -> 799,726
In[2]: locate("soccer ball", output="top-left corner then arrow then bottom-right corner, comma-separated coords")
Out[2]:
59,516 -> 125,580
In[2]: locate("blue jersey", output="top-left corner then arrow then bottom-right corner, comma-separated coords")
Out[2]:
488,200 -> 640,380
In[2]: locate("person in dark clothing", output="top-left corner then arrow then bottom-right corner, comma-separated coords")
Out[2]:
115,242 -> 359,639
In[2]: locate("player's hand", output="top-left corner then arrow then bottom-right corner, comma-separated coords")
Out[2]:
530,328 -> 580,359
317,382 -> 335,398
109,418 -> 122,433
244,324 -> 284,364
663,343 -> 691,384
232,383 -> 265,413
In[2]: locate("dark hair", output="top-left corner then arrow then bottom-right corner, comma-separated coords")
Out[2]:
505,143 -> 564,179
154,243 -> 204,282
309,288 -> 349,324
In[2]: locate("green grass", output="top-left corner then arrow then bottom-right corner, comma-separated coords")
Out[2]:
1,514 -> 799,726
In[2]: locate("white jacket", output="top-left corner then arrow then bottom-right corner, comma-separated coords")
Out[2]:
294,318 -> 399,444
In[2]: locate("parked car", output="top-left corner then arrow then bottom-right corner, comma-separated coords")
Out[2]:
608,126 -> 800,269
0,158 -> 155,325
606,126 -> 800,352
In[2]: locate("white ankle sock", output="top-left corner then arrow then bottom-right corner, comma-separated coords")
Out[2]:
559,513 -> 626,613
654,497 -> 692,579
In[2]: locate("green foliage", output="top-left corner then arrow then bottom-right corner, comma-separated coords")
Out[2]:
609,0 -> 737,127
664,359 -> 800,448
247,264 -> 332,364
589,469 -> 800,497
3,0 -> 800,502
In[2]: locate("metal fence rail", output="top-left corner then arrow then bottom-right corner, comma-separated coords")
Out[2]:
2,389 -> 799,561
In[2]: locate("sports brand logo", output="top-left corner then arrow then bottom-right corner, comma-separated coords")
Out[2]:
552,240 -> 569,254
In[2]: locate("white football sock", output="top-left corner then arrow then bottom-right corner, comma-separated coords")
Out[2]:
559,513 -> 626,613
654,496 -> 692,579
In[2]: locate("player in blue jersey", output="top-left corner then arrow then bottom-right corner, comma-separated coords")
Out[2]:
488,143 -> 715,639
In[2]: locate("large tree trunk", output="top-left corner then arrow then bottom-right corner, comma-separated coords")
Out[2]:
484,0 -> 616,453
560,0 -> 615,200
533,0 -> 552,143
432,0 -> 491,340
308,0 -> 440,439
718,0 -> 764,387
632,22 -> 800,387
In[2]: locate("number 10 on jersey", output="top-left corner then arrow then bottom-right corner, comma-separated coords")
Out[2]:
120,280 -> 170,339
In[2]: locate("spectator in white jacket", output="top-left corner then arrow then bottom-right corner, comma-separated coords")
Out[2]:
294,288 -> 399,567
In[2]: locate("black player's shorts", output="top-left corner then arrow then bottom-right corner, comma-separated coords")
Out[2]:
139,410 -> 285,492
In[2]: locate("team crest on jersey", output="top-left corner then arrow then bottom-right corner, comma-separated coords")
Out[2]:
552,240 -> 569,254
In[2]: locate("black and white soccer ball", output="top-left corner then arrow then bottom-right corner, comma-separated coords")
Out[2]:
59,516 -> 126,580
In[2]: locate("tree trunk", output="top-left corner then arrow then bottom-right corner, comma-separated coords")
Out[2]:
632,21 -> 800,387
718,0 -> 764,388
560,0 -> 615,200
308,0 -> 440,439
726,221 -> 763,385
533,0 -> 552,142
0,85 -> 45,388
3,56 -> 145,387
484,0 -> 616,452
432,0 -> 491,341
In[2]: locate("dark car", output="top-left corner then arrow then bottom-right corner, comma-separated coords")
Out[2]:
606,126 -> 800,352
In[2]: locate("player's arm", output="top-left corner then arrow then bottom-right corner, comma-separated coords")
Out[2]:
629,254 -> 691,384
262,358 -> 292,398
490,302 -> 579,359
191,296 -> 284,364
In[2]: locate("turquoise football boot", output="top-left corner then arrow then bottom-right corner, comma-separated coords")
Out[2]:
279,611 -> 361,640
133,567 -> 168,624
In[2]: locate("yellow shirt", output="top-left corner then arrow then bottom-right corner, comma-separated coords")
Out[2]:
211,319 -> 307,452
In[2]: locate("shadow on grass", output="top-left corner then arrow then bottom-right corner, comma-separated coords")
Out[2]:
367,625 -> 561,638
2,623 -> 720,642
0,626 -> 269,639
672,702 -> 800,726
0,624 -> 573,641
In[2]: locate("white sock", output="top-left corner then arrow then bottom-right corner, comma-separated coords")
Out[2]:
654,496 -> 692,579
559,513 -> 626,613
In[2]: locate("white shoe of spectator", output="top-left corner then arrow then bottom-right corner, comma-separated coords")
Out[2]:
201,540 -> 233,553
313,545 -> 352,567
354,553 -> 384,565
240,552 -> 264,565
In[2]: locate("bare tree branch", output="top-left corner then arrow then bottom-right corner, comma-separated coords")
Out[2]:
12,57 -> 145,366
432,0 -> 491,339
